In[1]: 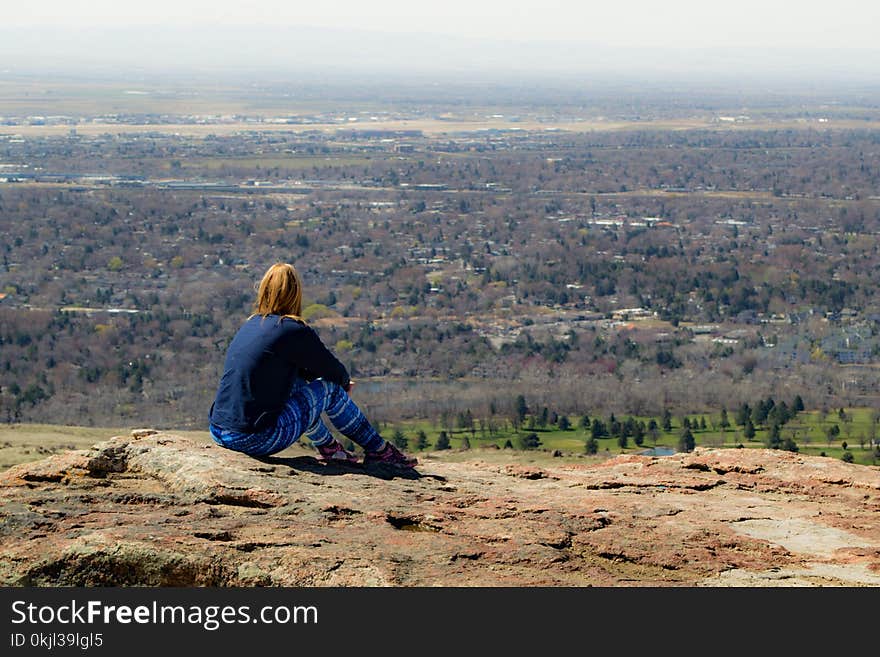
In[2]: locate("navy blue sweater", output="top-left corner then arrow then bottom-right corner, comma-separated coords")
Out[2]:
209,315 -> 350,432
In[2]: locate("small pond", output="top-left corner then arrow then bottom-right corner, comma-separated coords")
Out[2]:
639,447 -> 676,456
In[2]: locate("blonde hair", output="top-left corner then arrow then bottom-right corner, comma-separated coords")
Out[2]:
251,262 -> 305,321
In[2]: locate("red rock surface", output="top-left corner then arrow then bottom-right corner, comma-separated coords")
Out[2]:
1,431 -> 879,586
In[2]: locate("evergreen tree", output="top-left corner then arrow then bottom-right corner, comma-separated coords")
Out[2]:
793,395 -> 805,413
538,406 -> 549,428
633,421 -> 646,447
825,424 -> 840,444
579,414 -> 591,430
609,417 -> 622,437
770,401 -> 791,426
719,407 -> 730,429
461,435 -> 471,450
515,395 -> 528,427
677,427 -> 695,453
392,428 -> 408,450
518,432 -> 542,450
585,436 -> 599,455
735,402 -> 751,427
700,416 -> 707,431
662,408 -> 672,432
766,423 -> 783,449
415,430 -> 429,451
591,418 -> 607,439
744,418 -> 756,440
435,431 -> 451,450
752,403 -> 767,426
557,415 -> 571,430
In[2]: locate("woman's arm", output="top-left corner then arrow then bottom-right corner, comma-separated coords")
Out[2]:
285,322 -> 351,388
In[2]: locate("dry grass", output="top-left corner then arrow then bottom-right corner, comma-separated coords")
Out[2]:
0,423 -> 211,471
4,117 -> 877,138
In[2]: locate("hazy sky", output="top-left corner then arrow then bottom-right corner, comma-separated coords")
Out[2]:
6,0 -> 880,49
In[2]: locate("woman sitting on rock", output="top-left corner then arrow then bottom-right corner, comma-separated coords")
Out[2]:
208,262 -> 417,469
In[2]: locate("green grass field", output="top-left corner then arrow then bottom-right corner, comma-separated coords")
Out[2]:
1,408 -> 877,471
373,407 -> 880,467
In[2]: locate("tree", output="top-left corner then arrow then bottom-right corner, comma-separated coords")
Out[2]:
769,401 -> 791,427
633,421 -> 646,447
735,403 -> 751,427
518,432 -> 542,450
841,451 -> 854,463
743,418 -> 756,441
591,418 -> 607,439
609,416 -> 622,437
391,429 -> 408,450
538,406 -> 549,428
579,414 -> 591,430
825,424 -> 840,446
585,436 -> 599,454
662,409 -> 672,432
457,409 -> 474,432
699,417 -> 707,431
514,395 -> 528,429
461,435 -> 471,450
752,403 -> 768,426
766,423 -> 782,450
415,430 -> 429,451
719,407 -> 730,429
792,395 -> 805,413
435,431 -> 451,450
677,427 -> 695,453
557,415 -> 571,430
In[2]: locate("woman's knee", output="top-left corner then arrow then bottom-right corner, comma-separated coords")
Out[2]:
312,379 -> 347,405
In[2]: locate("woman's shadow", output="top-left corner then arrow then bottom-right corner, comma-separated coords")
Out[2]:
257,454 -> 428,481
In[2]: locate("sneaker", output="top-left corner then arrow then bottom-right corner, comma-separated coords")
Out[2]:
316,439 -> 359,464
363,441 -> 418,469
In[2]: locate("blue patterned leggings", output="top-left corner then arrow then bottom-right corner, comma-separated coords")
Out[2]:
209,380 -> 384,457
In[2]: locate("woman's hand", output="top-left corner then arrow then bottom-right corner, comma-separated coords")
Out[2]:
345,380 -> 356,393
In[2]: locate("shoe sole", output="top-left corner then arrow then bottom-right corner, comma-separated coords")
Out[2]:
363,461 -> 418,469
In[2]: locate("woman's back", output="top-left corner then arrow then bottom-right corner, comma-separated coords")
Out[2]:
209,315 -> 348,433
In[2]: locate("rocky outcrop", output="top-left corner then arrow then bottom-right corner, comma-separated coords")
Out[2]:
1,432 -> 879,586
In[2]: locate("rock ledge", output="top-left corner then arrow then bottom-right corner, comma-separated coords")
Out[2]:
2,432 -> 879,586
